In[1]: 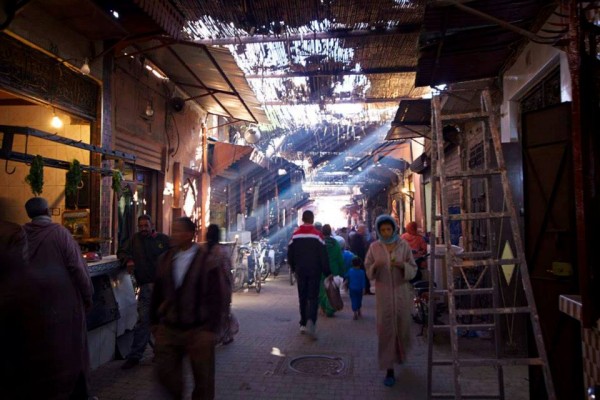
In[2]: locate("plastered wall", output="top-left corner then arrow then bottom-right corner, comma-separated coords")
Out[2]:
0,106 -> 90,224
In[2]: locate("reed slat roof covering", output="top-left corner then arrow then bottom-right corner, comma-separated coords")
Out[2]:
33,0 -> 559,182
171,0 -> 429,131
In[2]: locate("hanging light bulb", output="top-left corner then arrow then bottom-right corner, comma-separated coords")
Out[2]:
145,102 -> 154,117
50,111 -> 63,129
80,58 -> 91,75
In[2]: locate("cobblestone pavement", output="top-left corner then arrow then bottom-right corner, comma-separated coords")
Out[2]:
90,269 -> 530,399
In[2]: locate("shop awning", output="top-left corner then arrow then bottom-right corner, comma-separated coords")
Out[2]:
349,140 -> 412,185
385,99 -> 431,140
123,38 -> 269,125
209,141 -> 253,178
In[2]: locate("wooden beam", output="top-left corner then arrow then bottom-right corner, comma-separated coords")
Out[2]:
192,25 -> 421,46
245,66 -> 416,79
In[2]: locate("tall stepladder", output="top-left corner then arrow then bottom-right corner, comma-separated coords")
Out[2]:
426,87 -> 556,400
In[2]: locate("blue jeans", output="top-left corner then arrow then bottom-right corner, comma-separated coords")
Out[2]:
127,283 -> 153,360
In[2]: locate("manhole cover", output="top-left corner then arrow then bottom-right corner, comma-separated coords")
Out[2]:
288,355 -> 346,376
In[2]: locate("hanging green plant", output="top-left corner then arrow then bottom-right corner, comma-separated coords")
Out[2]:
112,170 -> 123,196
25,155 -> 44,196
65,159 -> 83,197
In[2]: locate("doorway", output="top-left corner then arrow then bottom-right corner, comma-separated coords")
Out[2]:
522,101 -> 583,399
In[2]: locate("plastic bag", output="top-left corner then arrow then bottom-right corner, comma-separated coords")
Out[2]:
324,275 -> 344,311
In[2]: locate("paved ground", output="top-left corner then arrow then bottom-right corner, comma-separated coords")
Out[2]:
90,269 -> 530,399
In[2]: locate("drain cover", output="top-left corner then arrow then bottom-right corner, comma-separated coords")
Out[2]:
288,355 -> 346,376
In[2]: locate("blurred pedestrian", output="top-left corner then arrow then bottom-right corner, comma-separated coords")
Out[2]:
349,223 -> 373,295
118,214 -> 169,369
151,217 -> 228,400
23,197 -> 94,398
319,224 -> 344,317
365,214 -> 417,387
205,224 -> 236,345
287,210 -> 330,340
0,219 -> 46,399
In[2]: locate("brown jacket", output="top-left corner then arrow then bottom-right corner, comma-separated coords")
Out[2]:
150,243 -> 228,333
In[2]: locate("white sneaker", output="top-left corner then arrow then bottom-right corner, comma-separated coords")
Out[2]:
299,325 -> 307,334
307,320 -> 317,340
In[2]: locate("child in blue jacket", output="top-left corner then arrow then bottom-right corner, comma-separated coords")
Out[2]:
345,257 -> 367,320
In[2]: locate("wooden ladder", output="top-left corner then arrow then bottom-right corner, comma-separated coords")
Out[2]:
426,88 -> 556,400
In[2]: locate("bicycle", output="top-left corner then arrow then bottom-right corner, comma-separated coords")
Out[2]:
232,244 -> 262,293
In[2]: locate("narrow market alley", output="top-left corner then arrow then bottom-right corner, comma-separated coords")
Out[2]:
89,267 -> 529,400
1,2 -> 598,399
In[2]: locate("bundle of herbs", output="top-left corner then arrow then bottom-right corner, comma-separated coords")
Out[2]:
25,155 -> 44,196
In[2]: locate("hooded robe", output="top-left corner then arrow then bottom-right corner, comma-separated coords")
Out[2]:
365,215 -> 417,370
23,216 -> 93,399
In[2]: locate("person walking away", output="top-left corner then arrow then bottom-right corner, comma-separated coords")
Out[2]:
365,215 -> 417,387
287,210 -> 331,340
335,236 -> 355,285
319,224 -> 344,317
151,217 -> 228,400
349,223 -> 373,294
346,256 -> 367,320
22,197 -> 94,399
118,214 -> 170,369
205,224 -> 236,345
340,240 -> 355,276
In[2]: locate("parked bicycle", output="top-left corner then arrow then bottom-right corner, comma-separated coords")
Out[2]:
251,239 -> 272,282
410,254 -> 446,336
232,243 -> 262,293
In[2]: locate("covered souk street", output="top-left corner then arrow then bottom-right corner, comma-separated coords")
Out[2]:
89,271 -> 530,400
0,1 -> 598,399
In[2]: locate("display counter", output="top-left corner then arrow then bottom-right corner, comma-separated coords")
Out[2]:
86,256 -> 137,369
88,255 -> 120,277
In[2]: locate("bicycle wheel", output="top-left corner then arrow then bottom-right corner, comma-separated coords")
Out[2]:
260,261 -> 270,282
418,296 -> 429,327
232,267 -> 245,292
254,268 -> 262,293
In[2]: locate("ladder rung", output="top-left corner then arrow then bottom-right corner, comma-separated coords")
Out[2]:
435,288 -> 494,296
456,251 -> 493,259
456,307 -> 531,316
432,394 -> 501,399
445,169 -> 503,180
447,212 -> 512,221
440,111 -> 490,121
432,323 -> 495,330
450,288 -> 494,296
432,358 -> 545,367
454,258 -> 521,267
432,250 -> 492,259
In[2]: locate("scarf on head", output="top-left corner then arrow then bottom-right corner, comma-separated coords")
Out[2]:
405,222 -> 418,236
375,214 -> 399,244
